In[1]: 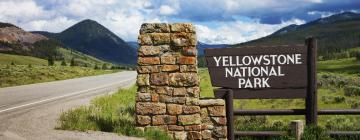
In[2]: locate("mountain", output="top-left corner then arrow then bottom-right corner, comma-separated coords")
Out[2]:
0,22 -> 52,57
36,19 -> 136,64
127,41 -> 139,50
197,42 -> 228,56
0,22 -> 107,66
233,12 -> 360,59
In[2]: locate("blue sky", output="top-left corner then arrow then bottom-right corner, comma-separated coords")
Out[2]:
0,0 -> 359,44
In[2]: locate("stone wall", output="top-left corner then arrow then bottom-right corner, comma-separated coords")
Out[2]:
136,23 -> 227,140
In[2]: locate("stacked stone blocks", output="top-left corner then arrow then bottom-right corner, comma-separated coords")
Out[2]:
136,23 -> 227,140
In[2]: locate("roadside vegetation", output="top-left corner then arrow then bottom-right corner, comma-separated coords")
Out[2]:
0,64 -> 116,88
57,86 -> 172,140
0,53 -> 129,88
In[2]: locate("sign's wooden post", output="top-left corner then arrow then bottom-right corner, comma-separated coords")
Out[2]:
305,37 -> 318,125
225,89 -> 234,140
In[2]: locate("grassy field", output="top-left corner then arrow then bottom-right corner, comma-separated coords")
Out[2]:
0,65 -> 116,88
0,53 -> 120,88
57,86 -> 172,140
0,53 -> 47,65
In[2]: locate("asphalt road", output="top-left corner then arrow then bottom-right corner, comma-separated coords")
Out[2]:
0,71 -> 140,140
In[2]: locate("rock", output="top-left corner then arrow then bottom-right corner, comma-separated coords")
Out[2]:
138,45 -> 161,56
211,117 -> 227,126
213,126 -> 227,138
186,97 -> 200,106
153,86 -> 172,95
183,106 -> 200,114
150,33 -> 170,45
178,56 -> 196,65
168,125 -> 184,131
137,74 -> 149,86
208,106 -> 226,117
160,55 -> 176,64
174,131 -> 187,140
160,95 -> 186,104
171,33 -> 196,47
180,65 -> 198,72
151,93 -> 159,102
137,115 -> 151,125
136,92 -> 151,102
173,87 -> 187,96
136,102 -> 166,115
199,99 -> 225,106
161,65 -> 179,72
170,23 -> 195,33
140,23 -> 170,34
138,57 -> 160,65
201,130 -> 212,139
184,125 -> 202,131
169,73 -> 199,86
167,104 -> 183,115
150,73 -> 169,85
187,131 -> 202,140
152,115 -> 177,125
137,86 -> 149,93
178,114 -> 201,125
186,87 -> 200,97
137,66 -> 160,73
138,34 -> 152,45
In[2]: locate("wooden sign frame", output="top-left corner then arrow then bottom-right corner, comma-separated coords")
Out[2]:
204,37 -> 318,140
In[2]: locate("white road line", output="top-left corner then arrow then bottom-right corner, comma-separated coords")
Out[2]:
0,77 -> 135,114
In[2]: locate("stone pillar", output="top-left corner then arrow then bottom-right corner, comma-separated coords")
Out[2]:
136,23 -> 201,140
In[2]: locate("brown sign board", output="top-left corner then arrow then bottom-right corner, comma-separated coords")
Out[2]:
205,45 -> 311,99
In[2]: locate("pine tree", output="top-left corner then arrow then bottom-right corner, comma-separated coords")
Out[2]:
61,60 -> 67,66
94,64 -> 99,70
70,58 -> 76,66
48,56 -> 54,66
102,63 -> 107,70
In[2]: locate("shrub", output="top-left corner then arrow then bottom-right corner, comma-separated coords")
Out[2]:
344,86 -> 360,96
61,60 -> 67,66
325,116 -> 356,130
70,58 -> 76,66
350,50 -> 360,60
321,96 -> 345,104
301,125 -> 332,140
102,63 -> 107,70
48,56 -> 54,66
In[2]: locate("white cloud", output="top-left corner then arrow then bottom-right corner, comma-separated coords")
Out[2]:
0,0 -> 48,23
159,5 -> 177,16
0,0 -> 341,44
196,18 -> 305,44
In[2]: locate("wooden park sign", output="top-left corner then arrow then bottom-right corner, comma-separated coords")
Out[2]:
205,40 -> 316,99
205,38 -> 318,139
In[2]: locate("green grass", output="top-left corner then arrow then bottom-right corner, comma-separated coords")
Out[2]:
0,53 -> 48,65
57,47 -> 106,67
0,65 -> 116,88
57,86 -> 172,140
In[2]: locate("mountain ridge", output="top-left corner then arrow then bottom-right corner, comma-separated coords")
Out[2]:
233,12 -> 360,59
35,19 -> 136,64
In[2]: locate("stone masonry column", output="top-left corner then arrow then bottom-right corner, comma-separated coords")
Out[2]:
136,23 -> 201,140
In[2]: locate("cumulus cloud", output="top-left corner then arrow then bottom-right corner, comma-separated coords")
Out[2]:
159,5 -> 177,15
0,0 -> 358,44
196,18 -> 305,44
